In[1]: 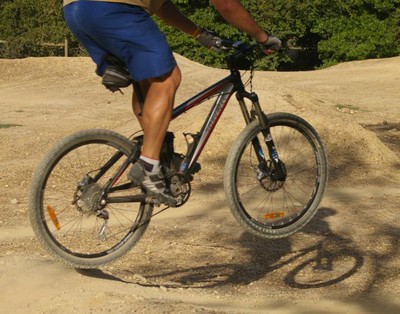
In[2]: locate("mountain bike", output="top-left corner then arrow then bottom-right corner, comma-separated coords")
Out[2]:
29,41 -> 328,268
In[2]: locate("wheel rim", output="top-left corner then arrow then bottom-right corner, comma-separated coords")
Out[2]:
234,122 -> 323,230
39,140 -> 146,258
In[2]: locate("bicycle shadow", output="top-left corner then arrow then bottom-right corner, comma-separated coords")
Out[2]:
282,207 -> 364,289
77,207 -> 364,290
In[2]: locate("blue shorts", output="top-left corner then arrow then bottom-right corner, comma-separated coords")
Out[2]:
63,1 -> 177,81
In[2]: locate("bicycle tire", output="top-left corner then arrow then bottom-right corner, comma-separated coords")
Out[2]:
224,112 -> 328,238
29,129 -> 153,268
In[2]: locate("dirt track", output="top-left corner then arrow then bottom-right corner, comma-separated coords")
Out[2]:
0,55 -> 399,313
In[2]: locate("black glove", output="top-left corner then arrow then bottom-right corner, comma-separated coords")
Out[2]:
196,29 -> 222,52
258,35 -> 282,54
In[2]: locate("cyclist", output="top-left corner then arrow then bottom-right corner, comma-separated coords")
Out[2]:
62,0 -> 281,206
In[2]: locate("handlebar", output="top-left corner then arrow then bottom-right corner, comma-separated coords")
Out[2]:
215,38 -> 286,71
214,39 -> 258,70
216,39 -> 256,52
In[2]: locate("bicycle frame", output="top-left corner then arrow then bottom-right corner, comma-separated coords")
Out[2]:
30,41 -> 327,269
103,63 -> 285,203
170,67 -> 284,181
172,70 -> 241,177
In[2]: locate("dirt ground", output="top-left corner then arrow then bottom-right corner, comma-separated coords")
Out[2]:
0,55 -> 399,313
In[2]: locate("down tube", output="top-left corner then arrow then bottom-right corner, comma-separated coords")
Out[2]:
180,82 -> 235,175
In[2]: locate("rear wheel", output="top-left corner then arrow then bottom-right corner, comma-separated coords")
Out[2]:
224,113 -> 328,238
29,129 -> 152,268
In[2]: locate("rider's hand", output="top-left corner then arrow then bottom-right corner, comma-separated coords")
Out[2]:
196,29 -> 222,52
258,35 -> 282,55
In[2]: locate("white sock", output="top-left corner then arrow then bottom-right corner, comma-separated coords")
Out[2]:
139,155 -> 160,174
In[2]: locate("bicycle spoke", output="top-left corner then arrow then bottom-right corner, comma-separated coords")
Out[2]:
242,129 -> 317,224
225,114 -> 327,237
31,130 -> 153,266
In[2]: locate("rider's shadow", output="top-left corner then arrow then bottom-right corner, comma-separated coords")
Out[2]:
144,207 -> 364,289
78,207 -> 363,289
158,232 -> 292,288
226,233 -> 292,285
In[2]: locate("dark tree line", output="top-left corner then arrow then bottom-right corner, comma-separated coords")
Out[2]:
1,0 -> 399,70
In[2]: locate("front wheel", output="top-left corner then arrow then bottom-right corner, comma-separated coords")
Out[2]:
29,129 -> 153,268
224,113 -> 328,238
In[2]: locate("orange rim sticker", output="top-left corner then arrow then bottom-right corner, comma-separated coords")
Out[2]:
47,205 -> 61,230
263,212 -> 284,219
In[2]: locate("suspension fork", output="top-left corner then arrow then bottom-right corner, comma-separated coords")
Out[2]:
237,91 -> 287,181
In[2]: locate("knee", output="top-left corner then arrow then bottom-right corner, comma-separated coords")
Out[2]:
157,66 -> 181,91
169,66 -> 182,91
146,66 -> 181,98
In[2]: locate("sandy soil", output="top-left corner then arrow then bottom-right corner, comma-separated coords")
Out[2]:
0,55 -> 399,313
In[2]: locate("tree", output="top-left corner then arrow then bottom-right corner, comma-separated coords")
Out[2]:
241,0 -> 398,68
1,0 -> 399,69
0,0 -> 77,58
312,0 -> 400,66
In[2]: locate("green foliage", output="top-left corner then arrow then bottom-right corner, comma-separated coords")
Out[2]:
311,0 -> 400,66
0,0 -> 78,58
0,123 -> 22,129
156,2 -> 244,68
0,0 -> 399,69
316,14 -> 398,66
156,0 -> 286,70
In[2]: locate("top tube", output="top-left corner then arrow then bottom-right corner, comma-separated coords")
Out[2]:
171,40 -> 257,119
171,74 -> 236,120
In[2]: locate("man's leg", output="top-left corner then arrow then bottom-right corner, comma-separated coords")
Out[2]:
132,66 -> 181,158
141,66 -> 181,159
129,66 -> 181,206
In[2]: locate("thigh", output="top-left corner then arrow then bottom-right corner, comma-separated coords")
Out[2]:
63,2 -> 109,76
100,5 -> 176,81
64,1 -> 176,81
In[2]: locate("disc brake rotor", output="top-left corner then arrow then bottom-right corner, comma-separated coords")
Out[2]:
73,183 -> 103,215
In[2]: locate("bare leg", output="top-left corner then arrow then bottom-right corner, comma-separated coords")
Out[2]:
132,66 -> 181,159
131,80 -> 148,128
